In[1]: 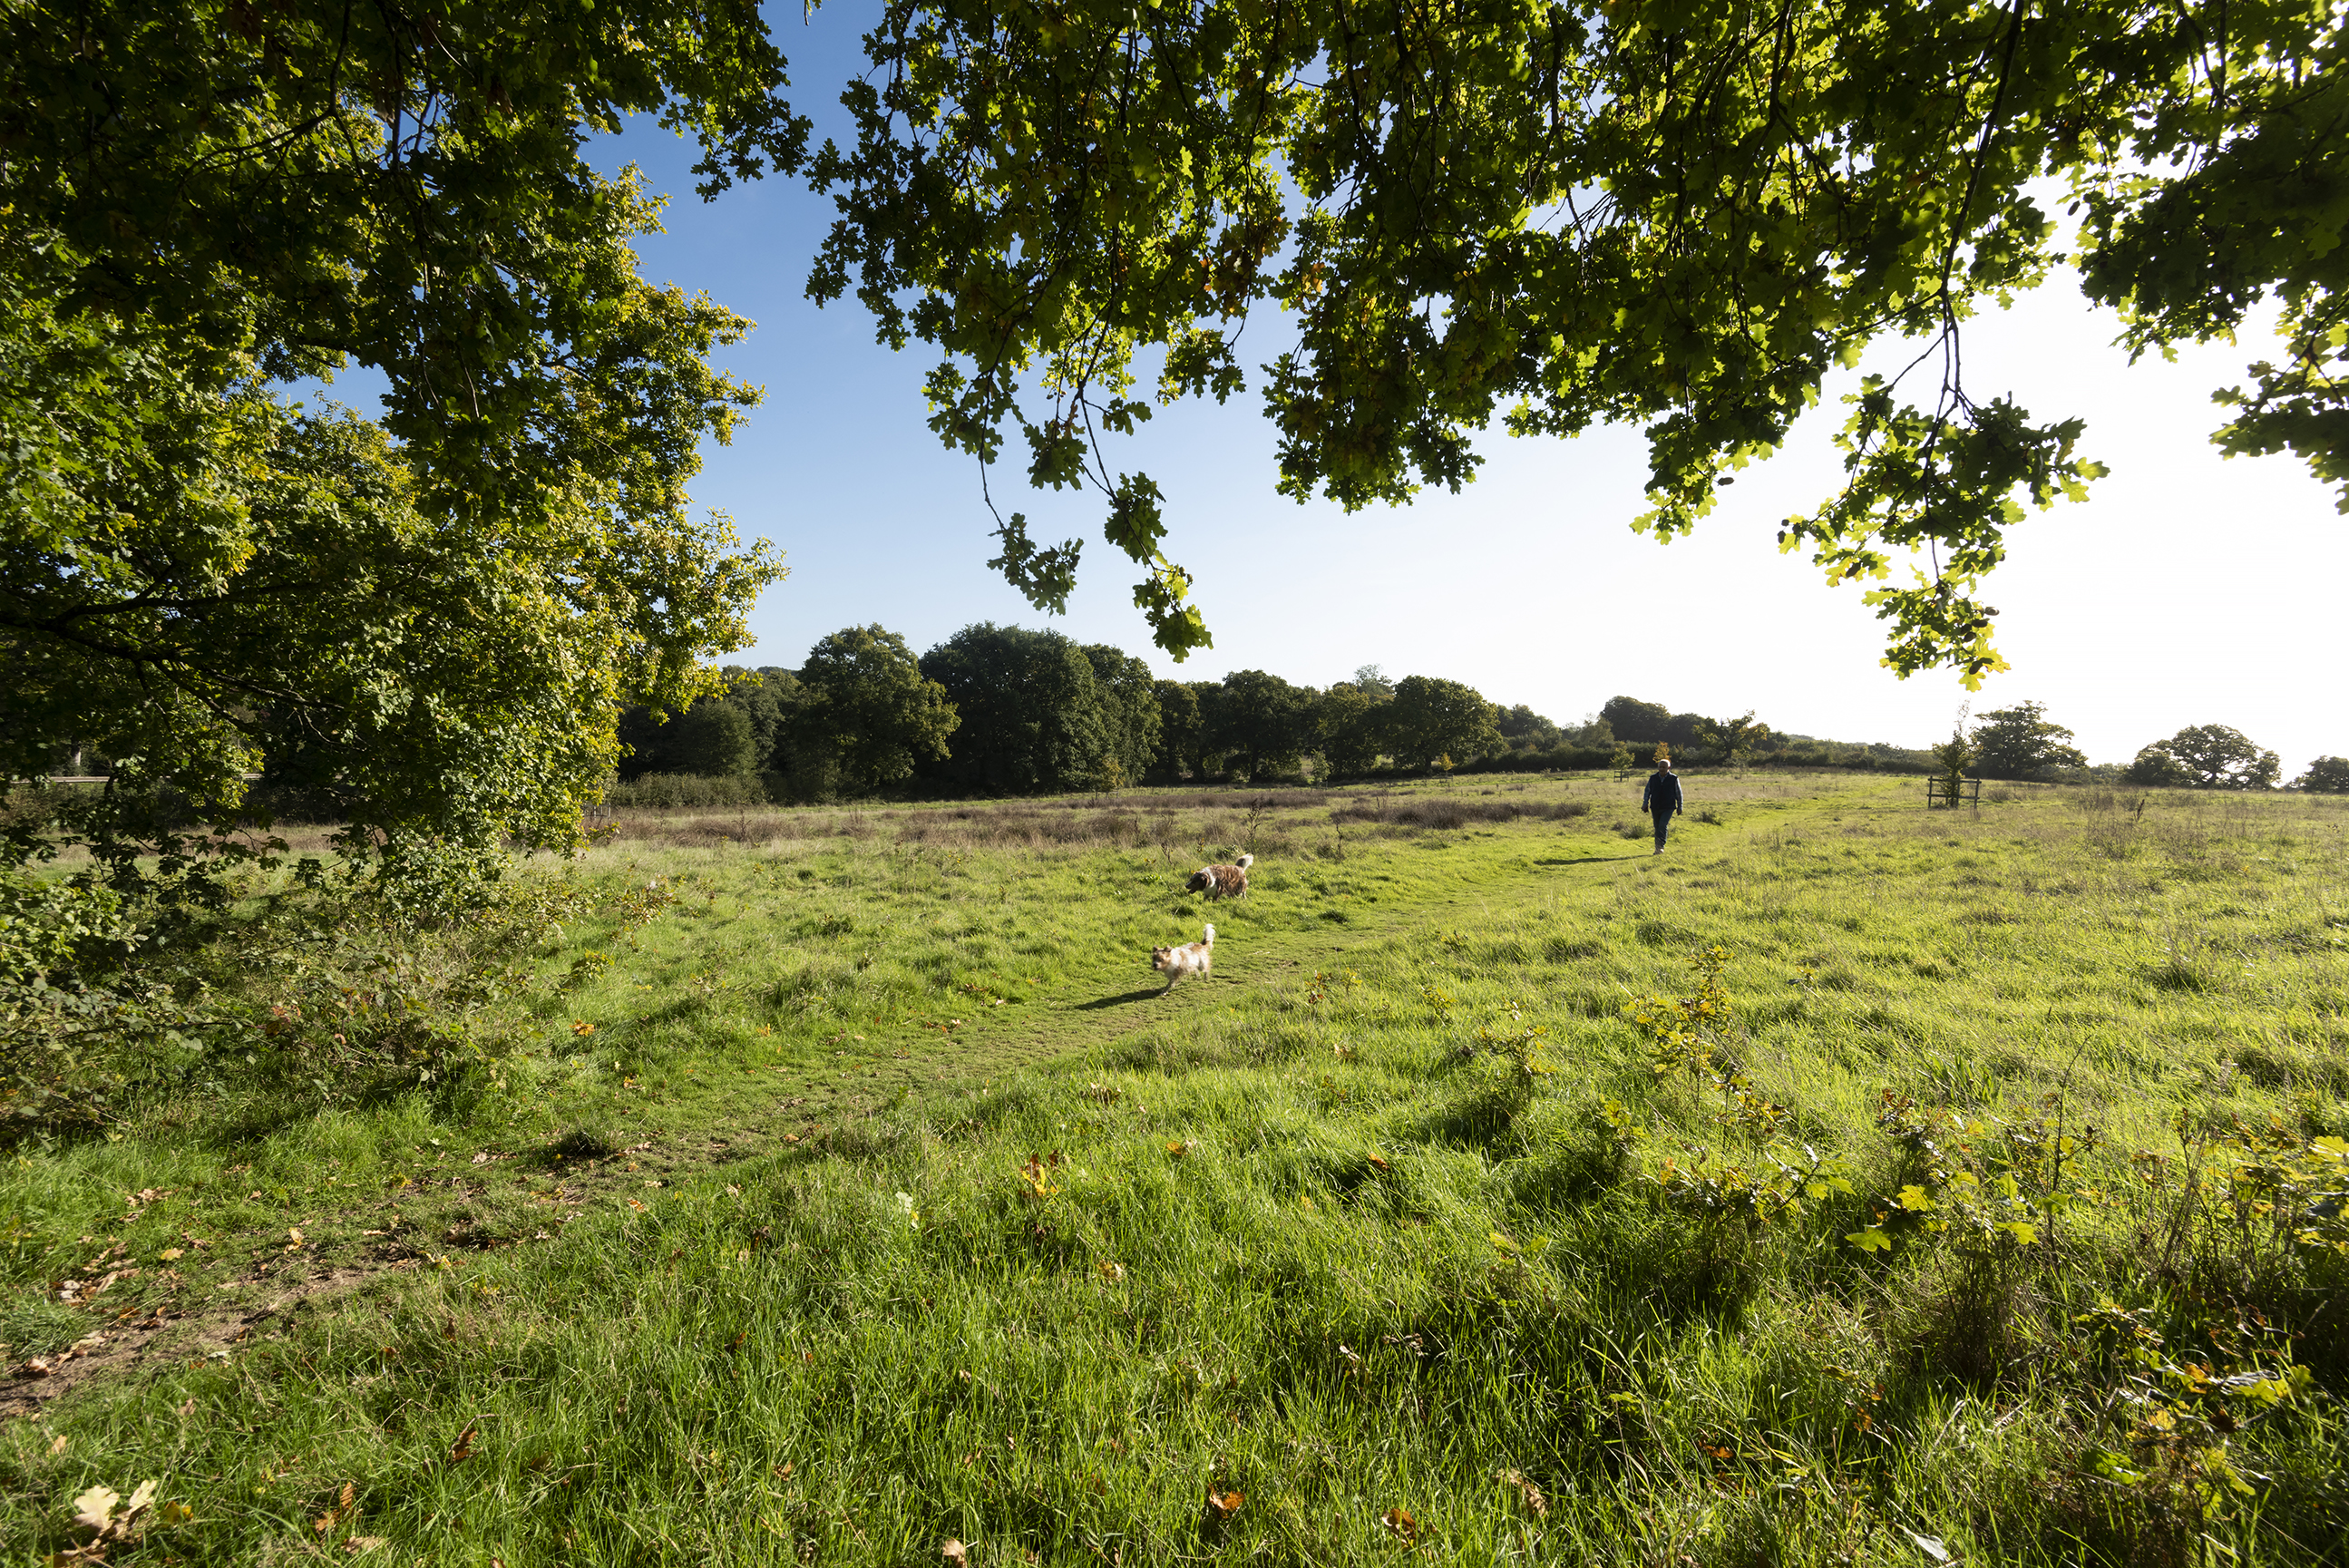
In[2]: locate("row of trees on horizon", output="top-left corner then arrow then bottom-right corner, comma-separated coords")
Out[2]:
612,624 -> 2349,802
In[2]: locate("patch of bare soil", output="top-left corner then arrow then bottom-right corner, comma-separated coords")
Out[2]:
3,1267 -> 375,1420
0,1114 -> 839,1423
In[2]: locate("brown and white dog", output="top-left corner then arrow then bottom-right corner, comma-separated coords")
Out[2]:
1185,852 -> 1253,900
1151,924 -> 1214,993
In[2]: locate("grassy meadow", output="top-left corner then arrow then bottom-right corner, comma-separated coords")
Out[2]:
4,772 -> 2347,1564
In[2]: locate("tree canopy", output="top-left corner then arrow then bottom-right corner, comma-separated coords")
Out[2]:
1080,645 -> 1166,791
792,626 -> 959,795
2128,725 -> 2282,790
1203,670 -> 1318,780
1150,680 -> 1209,780
618,689 -> 759,781
1496,705 -> 1564,751
1971,700 -> 2089,780
812,0 -> 2344,679
918,624 -> 1116,794
1600,698 -> 1676,745
1384,677 -> 1504,769
3,0 -> 799,889
2295,756 -> 2349,794
1317,682 -> 1389,776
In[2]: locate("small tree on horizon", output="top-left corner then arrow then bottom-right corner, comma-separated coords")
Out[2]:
2293,755 -> 2349,794
1386,676 -> 1503,769
1603,697 -> 1673,746
1972,700 -> 2089,779
1929,718 -> 1974,806
2127,725 -> 2280,790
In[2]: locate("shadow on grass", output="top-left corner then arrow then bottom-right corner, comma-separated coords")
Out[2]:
1533,854 -> 1647,866
1077,988 -> 1168,1009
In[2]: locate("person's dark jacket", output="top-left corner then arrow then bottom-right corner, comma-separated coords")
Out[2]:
1641,769 -> 1683,815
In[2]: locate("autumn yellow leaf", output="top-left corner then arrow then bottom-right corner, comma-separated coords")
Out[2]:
449,1424 -> 478,1463
1380,1506 -> 1418,1545
1497,1467 -> 1547,1517
73,1485 -> 121,1534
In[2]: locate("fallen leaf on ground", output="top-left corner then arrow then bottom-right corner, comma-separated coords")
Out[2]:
1497,1467 -> 1548,1517
1380,1506 -> 1418,1545
73,1485 -> 121,1534
941,1540 -> 969,1563
1206,1489 -> 1245,1518
450,1424 -> 478,1463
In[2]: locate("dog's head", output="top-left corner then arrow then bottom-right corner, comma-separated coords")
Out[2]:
1184,869 -> 1212,892
1150,945 -> 1174,971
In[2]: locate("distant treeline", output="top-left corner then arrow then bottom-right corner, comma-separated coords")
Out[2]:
609,624 -> 1972,803
45,618 -> 2341,806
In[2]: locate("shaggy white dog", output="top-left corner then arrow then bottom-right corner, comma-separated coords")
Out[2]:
1151,924 -> 1214,993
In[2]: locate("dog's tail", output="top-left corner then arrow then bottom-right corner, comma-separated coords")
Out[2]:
1202,923 -> 1215,946
1236,853 -> 1254,870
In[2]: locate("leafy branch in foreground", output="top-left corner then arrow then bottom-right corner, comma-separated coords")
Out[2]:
2,0 -> 799,896
813,0 -> 2343,679
0,851 -> 680,1142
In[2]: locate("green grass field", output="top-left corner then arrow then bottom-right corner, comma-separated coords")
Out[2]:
5,773 -> 2346,1564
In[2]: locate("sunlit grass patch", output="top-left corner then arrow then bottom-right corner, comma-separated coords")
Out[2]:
5,775 -> 2348,1562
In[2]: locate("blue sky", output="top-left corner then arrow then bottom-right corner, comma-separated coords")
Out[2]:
579,15 -> 2347,773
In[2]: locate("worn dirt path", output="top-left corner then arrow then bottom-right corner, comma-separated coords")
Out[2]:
5,847 -> 1656,1420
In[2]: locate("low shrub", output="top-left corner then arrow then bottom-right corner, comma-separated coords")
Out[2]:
1330,797 -> 1591,831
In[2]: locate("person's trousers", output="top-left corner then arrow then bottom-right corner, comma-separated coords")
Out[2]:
1652,808 -> 1674,849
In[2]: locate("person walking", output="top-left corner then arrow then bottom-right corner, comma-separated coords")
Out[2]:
1641,756 -> 1682,854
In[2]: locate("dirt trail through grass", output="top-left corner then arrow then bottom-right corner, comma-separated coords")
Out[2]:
2,832 -> 1668,1420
